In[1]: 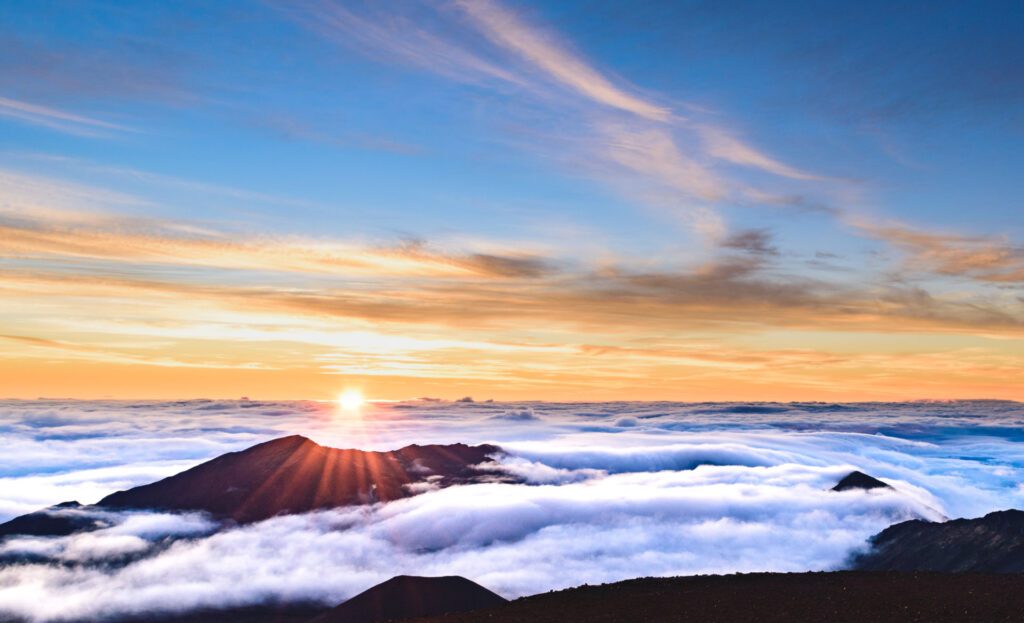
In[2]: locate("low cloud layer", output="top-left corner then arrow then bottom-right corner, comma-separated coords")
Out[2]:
1,399 -> 1023,621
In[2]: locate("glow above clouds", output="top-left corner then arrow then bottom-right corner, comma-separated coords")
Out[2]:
1,400 -> 1023,621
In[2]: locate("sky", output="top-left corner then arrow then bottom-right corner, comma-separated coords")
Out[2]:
0,0 -> 1022,400
2,398 -> 1024,620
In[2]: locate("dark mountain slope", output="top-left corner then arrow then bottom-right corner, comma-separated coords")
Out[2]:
311,576 -> 507,623
410,572 -> 1024,623
852,509 -> 1024,572
99,435 -> 503,523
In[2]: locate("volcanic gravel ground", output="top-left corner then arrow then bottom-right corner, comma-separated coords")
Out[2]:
413,572 -> 1024,623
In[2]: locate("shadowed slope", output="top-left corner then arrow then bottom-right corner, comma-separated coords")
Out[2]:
98,436 -> 503,523
310,576 -> 507,623
853,509 -> 1024,572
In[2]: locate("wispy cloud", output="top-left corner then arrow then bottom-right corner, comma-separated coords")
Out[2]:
0,168 -> 554,281
0,96 -> 133,137
280,1 -> 524,87
453,0 -> 670,121
0,212 -> 553,280
282,0 -> 825,238
697,126 -> 821,181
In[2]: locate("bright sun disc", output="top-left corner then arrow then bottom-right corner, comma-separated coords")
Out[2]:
337,389 -> 365,411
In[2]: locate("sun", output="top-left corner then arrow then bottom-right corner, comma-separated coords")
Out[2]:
336,389 -> 365,411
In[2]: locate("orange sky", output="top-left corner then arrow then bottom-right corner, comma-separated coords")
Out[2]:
1,187 -> 1022,401
2,358 -> 1022,402
1,185 -> 1021,401
2,254 -> 1021,402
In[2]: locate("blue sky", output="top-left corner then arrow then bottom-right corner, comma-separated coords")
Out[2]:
0,0 -> 1021,400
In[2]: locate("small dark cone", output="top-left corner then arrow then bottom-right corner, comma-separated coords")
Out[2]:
831,470 -> 892,492
311,576 -> 507,623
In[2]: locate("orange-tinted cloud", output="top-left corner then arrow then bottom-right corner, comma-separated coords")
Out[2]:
857,221 -> 1024,283
1,167 -> 1021,401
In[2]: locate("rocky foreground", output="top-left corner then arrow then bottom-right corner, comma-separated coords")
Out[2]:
78,572 -> 1024,623
411,572 -> 1024,623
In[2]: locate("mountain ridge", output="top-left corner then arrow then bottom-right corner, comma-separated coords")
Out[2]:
98,435 -> 506,523
852,509 -> 1024,572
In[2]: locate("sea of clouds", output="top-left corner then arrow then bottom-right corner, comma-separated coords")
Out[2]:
1,399 -> 1023,621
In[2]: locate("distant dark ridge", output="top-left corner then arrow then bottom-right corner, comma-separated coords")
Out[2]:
852,509 -> 1024,572
0,501 -> 107,539
98,435 -> 506,523
0,594 -> 328,623
64,602 -> 328,623
411,572 -> 1024,623
311,576 -> 507,623
831,471 -> 891,492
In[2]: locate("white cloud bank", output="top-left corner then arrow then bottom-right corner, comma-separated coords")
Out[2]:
0,399 -> 1023,621
0,467 -> 938,621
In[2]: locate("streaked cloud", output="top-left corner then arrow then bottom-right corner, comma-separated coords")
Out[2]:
0,96 -> 133,137
0,171 -> 554,281
280,1 -> 524,87
454,0 -> 670,121
4,208 -> 1020,337
697,126 -> 821,181
0,214 -> 553,280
